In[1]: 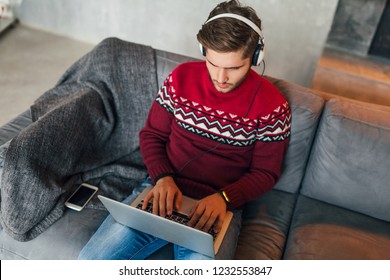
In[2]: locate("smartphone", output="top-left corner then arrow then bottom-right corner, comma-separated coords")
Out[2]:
65,183 -> 99,211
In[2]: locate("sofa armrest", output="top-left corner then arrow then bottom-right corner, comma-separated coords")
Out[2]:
0,110 -> 32,145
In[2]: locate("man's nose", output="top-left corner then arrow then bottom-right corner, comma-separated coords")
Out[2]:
216,68 -> 228,83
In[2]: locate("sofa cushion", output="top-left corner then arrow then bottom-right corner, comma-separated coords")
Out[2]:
301,98 -> 390,222
284,195 -> 390,259
0,208 -> 108,259
155,49 -> 197,88
269,79 -> 325,194
235,189 -> 297,259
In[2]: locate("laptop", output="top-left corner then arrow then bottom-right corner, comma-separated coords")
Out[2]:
98,186 -> 233,258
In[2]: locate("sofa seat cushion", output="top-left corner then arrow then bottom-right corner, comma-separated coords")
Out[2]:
0,208 -> 108,259
284,195 -> 390,259
235,189 -> 297,259
301,98 -> 390,222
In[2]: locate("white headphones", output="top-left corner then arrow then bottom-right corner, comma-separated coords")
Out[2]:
199,13 -> 265,66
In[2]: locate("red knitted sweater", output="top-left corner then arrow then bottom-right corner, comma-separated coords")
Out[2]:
139,61 -> 291,209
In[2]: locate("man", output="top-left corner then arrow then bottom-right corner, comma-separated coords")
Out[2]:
79,0 -> 290,260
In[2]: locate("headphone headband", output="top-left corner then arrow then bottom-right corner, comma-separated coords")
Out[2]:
201,12 -> 265,66
204,13 -> 264,41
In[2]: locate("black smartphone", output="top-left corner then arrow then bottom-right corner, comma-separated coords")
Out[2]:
65,183 -> 98,211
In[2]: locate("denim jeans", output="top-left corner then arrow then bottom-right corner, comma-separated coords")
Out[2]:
78,178 -> 242,260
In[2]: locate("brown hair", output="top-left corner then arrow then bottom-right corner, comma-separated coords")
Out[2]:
197,0 -> 262,59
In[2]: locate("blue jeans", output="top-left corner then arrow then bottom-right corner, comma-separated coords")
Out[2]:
78,178 -> 242,260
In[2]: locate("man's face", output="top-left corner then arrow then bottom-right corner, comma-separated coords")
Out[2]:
205,48 -> 252,93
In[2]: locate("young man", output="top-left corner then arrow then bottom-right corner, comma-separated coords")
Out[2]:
79,0 -> 290,260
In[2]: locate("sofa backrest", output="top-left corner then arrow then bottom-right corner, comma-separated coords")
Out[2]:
155,49 -> 198,90
301,98 -> 390,222
268,79 -> 325,194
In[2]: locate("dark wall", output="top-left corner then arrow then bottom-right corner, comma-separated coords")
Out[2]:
369,1 -> 390,59
326,0 -> 387,56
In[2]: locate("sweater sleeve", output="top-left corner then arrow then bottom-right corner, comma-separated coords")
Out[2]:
221,101 -> 291,210
139,75 -> 176,183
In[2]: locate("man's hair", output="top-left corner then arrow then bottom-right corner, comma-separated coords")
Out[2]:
197,0 -> 262,59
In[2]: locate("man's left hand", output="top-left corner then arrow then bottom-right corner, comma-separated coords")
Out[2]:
188,193 -> 227,233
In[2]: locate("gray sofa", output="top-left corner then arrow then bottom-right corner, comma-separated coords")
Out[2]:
1,45 -> 390,260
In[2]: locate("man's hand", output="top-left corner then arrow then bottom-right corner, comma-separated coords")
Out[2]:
188,193 -> 227,233
142,176 -> 182,217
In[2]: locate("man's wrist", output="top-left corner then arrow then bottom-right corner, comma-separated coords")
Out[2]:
154,173 -> 175,184
217,190 -> 230,208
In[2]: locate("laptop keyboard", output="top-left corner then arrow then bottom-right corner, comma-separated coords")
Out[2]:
137,200 -> 217,240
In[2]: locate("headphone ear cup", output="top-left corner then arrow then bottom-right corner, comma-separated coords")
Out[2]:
199,43 -> 206,56
252,43 -> 265,66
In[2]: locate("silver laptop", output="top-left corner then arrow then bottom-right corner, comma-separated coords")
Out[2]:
98,186 -> 233,258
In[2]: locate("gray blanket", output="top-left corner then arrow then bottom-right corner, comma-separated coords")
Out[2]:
0,38 -> 157,241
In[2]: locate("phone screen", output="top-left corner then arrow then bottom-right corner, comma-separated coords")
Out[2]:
67,185 -> 97,206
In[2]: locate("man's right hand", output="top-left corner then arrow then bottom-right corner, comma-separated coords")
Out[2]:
142,176 -> 182,217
